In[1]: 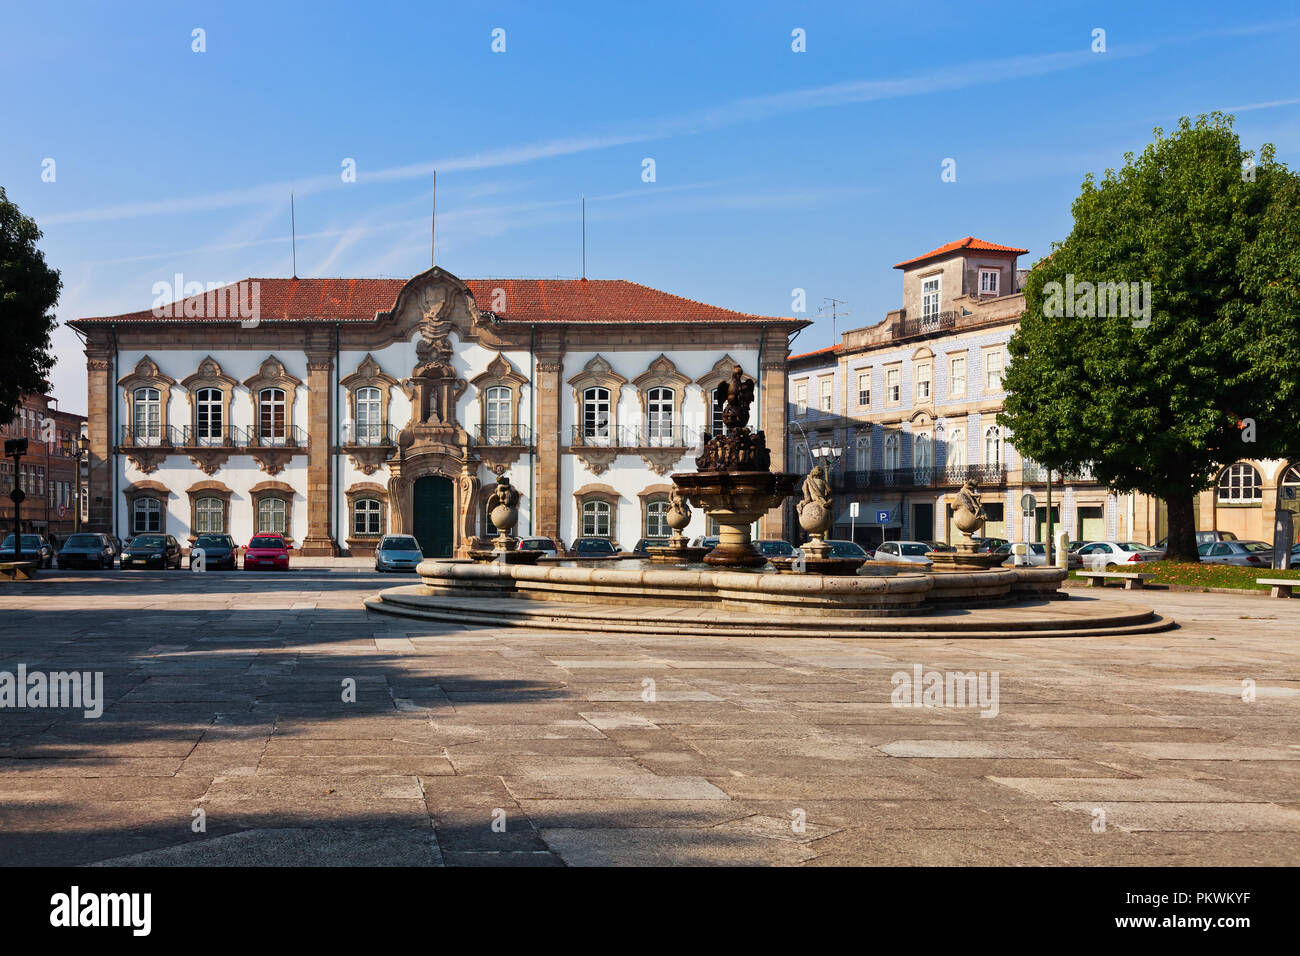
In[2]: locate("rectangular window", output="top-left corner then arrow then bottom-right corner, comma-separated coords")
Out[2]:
794,382 -> 808,416
886,368 -> 901,405
857,370 -> 870,408
818,377 -> 833,413
979,268 -> 1000,295
950,355 -> 967,397
916,362 -> 931,402
921,276 -> 941,323
985,351 -> 1004,392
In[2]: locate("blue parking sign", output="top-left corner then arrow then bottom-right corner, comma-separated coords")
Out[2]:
876,510 -> 891,524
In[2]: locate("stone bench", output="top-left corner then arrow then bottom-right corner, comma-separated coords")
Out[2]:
1256,578 -> 1297,599
1078,571 -> 1154,590
0,561 -> 38,581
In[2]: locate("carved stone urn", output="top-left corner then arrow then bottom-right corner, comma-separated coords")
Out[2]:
797,498 -> 834,558
647,493 -> 710,564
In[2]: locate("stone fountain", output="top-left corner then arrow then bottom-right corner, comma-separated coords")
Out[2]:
468,475 -> 544,565
647,486 -> 710,564
768,463 -> 867,575
668,365 -> 800,568
926,476 -> 1006,572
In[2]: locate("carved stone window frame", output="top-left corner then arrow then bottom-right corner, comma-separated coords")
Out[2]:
123,479 -> 171,535
637,483 -> 674,540
568,355 -> 628,441
345,481 -> 390,552
340,354 -> 399,442
248,479 -> 296,544
573,482 -> 621,540
694,354 -> 745,435
243,356 -> 303,442
185,479 -> 233,543
119,356 -> 177,442
632,354 -> 692,446
471,353 -> 528,441
180,356 -> 239,446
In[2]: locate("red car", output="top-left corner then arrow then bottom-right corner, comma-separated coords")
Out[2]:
243,533 -> 291,570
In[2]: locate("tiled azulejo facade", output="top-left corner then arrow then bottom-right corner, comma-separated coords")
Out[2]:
71,268 -> 805,555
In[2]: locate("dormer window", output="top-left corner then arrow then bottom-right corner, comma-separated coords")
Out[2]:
921,276 -> 942,326
979,268 -> 1000,296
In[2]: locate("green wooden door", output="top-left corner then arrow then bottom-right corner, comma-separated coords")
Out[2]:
412,476 -> 454,558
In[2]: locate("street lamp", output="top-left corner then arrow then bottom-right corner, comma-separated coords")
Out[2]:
73,434 -> 89,533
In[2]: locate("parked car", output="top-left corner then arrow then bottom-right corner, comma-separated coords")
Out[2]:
1198,539 -> 1273,567
872,540 -> 934,566
374,534 -> 423,572
1074,540 -> 1161,571
569,537 -> 618,556
1000,542 -> 1049,567
120,533 -> 183,569
970,536 -> 1009,554
632,537 -> 670,555
189,533 -> 238,570
689,536 -> 720,549
1158,530 -> 1238,549
756,539 -> 796,557
517,536 -> 564,557
0,534 -> 55,567
243,533 -> 291,571
55,533 -> 117,570
920,541 -> 956,553
824,539 -> 871,560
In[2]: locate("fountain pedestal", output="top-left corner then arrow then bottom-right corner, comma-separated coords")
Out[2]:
670,471 -> 800,568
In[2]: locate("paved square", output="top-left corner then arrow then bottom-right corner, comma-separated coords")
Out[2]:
1,569 -> 1297,866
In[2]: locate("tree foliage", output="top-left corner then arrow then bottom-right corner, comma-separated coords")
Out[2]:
0,186 -> 62,424
999,114 -> 1300,560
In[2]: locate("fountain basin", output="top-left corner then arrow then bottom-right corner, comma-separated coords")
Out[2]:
670,470 -> 802,567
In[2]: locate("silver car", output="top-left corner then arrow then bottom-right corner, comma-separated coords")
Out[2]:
872,540 -> 934,566
1074,540 -> 1162,571
1198,539 -> 1273,568
1001,542 -> 1049,567
374,534 -> 424,572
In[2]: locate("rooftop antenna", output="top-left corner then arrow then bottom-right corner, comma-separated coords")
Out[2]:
431,171 -> 436,267
290,191 -> 297,279
819,296 -> 850,340
581,193 -> 586,279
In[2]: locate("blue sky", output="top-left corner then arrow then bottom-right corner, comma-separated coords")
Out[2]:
4,0 -> 1299,413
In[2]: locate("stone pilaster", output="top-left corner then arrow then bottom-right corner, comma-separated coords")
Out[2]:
299,349 -> 338,555
85,347 -> 113,534
534,355 -> 564,541
760,352 -> 790,539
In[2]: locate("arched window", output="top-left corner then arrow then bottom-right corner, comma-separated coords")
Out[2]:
133,387 -> 161,444
133,497 -> 162,533
582,387 -> 611,444
1218,463 -> 1262,503
195,497 -> 224,533
984,426 -> 1002,467
647,387 -> 674,446
914,433 -> 932,476
195,388 -> 223,445
353,498 -> 382,535
855,433 -> 871,473
645,499 -> 670,539
356,387 -> 382,445
582,499 -> 612,537
884,433 -> 901,471
258,388 -> 287,444
485,386 -> 512,444
948,428 -> 966,473
257,497 -> 287,534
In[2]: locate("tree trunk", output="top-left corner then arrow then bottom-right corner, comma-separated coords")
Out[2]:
1165,493 -> 1200,562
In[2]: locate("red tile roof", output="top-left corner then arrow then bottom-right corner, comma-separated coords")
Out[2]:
893,237 -> 1028,270
788,344 -> 841,362
69,277 -> 803,327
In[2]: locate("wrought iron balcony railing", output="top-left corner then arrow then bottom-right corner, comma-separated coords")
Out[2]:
892,311 -> 956,339
832,464 -> 1006,492
120,424 -> 309,450
341,423 -> 400,447
471,424 -> 534,447
569,425 -> 703,449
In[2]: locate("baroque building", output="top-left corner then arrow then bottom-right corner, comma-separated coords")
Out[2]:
70,268 -> 804,555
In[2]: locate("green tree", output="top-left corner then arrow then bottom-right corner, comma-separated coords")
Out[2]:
999,114 -> 1300,562
0,186 -> 62,425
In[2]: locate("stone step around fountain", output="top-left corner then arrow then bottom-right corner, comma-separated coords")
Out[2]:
365,586 -> 1174,638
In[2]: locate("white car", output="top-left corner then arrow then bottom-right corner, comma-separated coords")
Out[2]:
872,540 -> 934,566
1074,540 -> 1162,571
1001,542 -> 1049,567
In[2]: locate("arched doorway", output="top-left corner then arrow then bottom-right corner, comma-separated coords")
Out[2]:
412,475 -> 454,557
